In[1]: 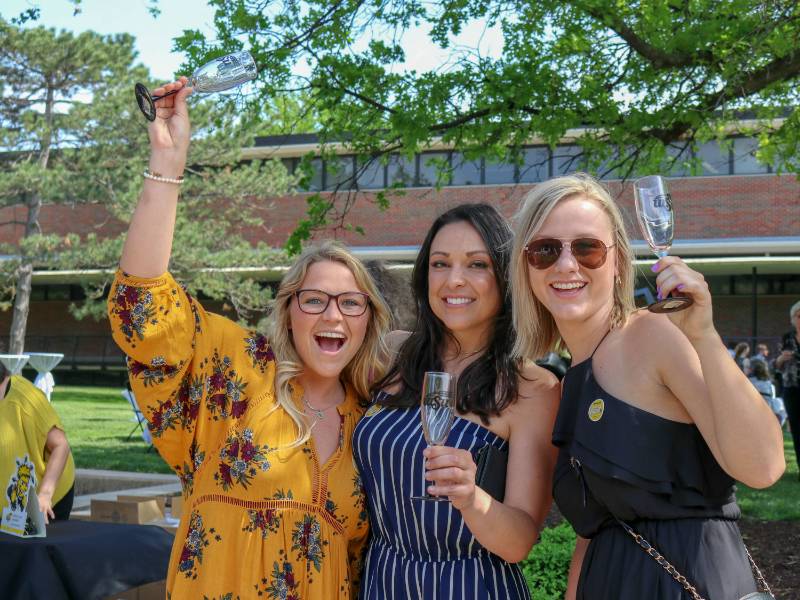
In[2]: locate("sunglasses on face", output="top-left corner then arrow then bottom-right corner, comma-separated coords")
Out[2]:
524,237 -> 615,270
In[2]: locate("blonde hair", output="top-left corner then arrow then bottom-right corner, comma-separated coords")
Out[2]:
267,240 -> 391,446
510,173 -> 636,360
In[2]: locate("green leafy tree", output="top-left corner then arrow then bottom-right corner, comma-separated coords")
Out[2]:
172,0 -> 800,251
0,17 -> 293,352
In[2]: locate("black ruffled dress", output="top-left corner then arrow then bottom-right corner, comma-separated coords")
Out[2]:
553,350 -> 761,599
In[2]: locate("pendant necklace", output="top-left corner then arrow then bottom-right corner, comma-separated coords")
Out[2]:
303,396 -> 328,420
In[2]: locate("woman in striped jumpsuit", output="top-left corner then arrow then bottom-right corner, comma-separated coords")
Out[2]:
354,204 -> 560,599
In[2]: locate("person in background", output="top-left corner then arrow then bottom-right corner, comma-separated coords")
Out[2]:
776,300 -> 800,478
733,341 -> 751,375
510,173 -> 785,600
749,360 -> 787,427
750,343 -> 770,370
0,362 -> 75,525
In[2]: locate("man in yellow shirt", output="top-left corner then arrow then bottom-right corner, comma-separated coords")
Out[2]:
0,365 -> 75,525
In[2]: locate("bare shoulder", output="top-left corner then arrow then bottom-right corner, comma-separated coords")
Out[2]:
624,310 -> 694,356
386,330 -> 411,354
514,360 -> 560,412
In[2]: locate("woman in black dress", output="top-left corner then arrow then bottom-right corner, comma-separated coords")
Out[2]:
509,174 -> 785,599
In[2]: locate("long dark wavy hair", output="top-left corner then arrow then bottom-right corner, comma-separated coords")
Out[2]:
372,203 -> 521,423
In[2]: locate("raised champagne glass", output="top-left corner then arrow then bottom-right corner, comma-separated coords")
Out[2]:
134,51 -> 257,121
634,175 -> 693,313
411,371 -> 456,502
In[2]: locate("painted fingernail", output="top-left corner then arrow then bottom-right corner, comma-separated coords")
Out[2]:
651,263 -> 659,272
677,284 -> 685,291
657,289 -> 663,300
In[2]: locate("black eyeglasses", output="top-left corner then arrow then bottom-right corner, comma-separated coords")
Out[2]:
294,289 -> 370,317
524,238 -> 615,270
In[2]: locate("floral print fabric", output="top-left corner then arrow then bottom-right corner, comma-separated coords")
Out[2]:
108,270 -> 369,599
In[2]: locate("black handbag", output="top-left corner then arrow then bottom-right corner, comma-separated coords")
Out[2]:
475,443 -> 508,502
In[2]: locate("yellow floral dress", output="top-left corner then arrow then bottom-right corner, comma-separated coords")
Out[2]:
108,270 -> 369,599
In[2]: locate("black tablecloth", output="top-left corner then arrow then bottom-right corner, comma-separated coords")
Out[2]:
0,519 -> 173,600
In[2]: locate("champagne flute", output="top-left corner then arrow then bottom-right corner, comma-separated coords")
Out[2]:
411,371 -> 455,502
134,51 -> 258,121
634,175 -> 693,313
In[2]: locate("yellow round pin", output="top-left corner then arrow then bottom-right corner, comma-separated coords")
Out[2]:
588,399 -> 605,422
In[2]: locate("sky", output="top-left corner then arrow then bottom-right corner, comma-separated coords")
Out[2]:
2,0 -> 218,79
1,0 -> 505,81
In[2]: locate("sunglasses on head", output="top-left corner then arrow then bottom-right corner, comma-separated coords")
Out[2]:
524,237 -> 615,270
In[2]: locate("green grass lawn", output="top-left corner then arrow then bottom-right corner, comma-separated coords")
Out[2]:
52,385 -> 172,474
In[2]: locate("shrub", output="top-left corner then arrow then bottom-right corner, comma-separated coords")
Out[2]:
521,521 -> 576,599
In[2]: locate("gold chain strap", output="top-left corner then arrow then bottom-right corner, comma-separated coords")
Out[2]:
618,519 -> 775,600
617,520 -> 705,600
744,545 -> 774,597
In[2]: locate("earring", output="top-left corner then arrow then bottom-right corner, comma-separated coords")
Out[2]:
615,275 -> 621,286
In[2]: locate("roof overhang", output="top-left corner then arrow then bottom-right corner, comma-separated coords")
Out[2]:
28,237 -> 800,284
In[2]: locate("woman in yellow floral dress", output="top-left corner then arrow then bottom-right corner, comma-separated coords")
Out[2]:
108,77 -> 390,599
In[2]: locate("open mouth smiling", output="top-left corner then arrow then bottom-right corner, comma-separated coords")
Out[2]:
315,331 -> 347,352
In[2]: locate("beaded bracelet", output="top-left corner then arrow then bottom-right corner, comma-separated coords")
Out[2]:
143,168 -> 185,185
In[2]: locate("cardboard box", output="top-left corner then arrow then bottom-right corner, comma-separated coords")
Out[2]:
117,494 -> 167,514
90,498 -> 163,525
169,494 -> 184,520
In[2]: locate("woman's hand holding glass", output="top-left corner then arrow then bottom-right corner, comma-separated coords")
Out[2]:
423,445 -> 479,510
652,256 -> 716,342
147,76 -> 193,176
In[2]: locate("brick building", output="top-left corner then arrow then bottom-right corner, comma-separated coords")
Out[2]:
1,133 -> 798,373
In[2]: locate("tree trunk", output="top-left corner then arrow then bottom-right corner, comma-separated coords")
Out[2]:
8,82 -> 52,355
8,261 -> 33,354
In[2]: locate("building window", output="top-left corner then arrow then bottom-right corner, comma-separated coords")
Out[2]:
387,153 -> 415,186
298,157 -> 323,191
732,137 -> 769,174
418,152 -> 451,186
553,144 -> 585,175
484,153 -> 516,185
355,156 -> 385,189
696,141 -> 731,176
518,146 -> 550,183
324,155 -> 355,190
451,153 -> 482,186
665,144 -> 692,177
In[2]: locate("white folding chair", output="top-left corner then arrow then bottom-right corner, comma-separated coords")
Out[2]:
122,387 -> 153,449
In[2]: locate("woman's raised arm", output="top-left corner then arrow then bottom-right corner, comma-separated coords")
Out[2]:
119,78 -> 192,277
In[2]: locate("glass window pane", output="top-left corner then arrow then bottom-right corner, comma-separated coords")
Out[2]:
518,146 -> 549,183
484,153 -> 516,184
697,141 -> 730,175
297,157 -> 323,191
387,154 -> 415,186
281,158 -> 296,174
733,137 -> 768,174
553,144 -> 585,175
451,153 -> 482,186
325,156 -> 354,190
418,152 -> 451,186
665,144 -> 692,177
356,156 -> 384,189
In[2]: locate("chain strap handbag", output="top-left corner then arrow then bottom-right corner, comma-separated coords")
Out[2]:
615,517 -> 775,600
